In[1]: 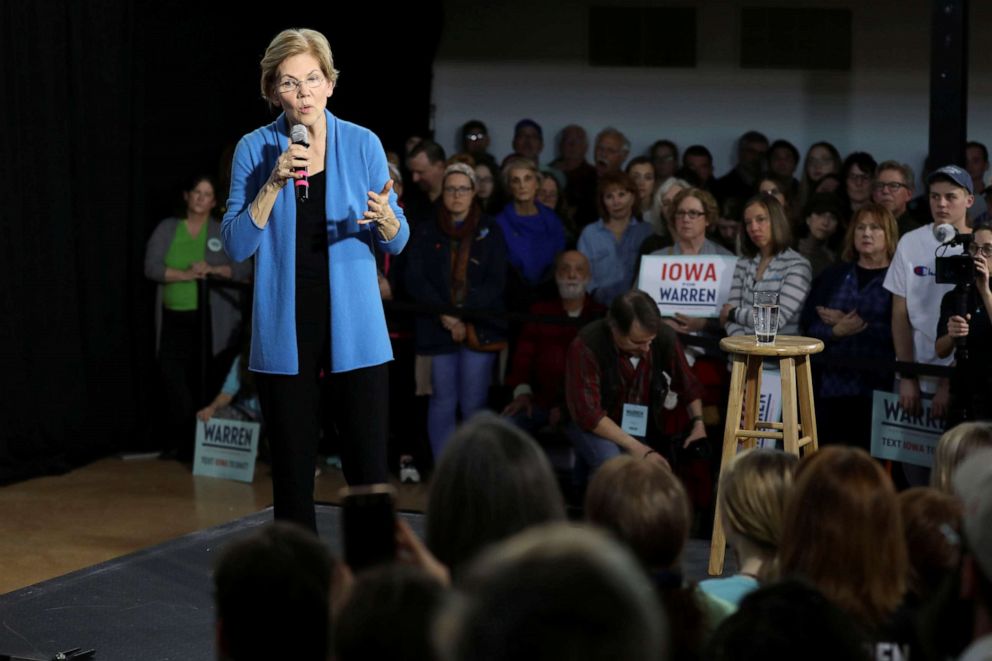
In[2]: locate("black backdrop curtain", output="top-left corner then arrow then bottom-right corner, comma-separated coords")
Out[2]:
0,2 -> 442,484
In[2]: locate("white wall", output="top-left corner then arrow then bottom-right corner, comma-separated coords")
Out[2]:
431,0 -> 992,180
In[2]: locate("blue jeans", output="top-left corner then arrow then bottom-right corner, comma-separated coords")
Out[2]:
566,422 -> 623,487
428,348 -> 496,459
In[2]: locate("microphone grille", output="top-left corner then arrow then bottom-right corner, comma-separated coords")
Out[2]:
291,124 -> 308,144
934,224 -> 956,244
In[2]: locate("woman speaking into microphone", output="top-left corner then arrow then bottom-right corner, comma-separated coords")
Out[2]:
222,28 -> 408,530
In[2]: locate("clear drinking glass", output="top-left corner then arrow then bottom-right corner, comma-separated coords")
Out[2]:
752,291 -> 780,345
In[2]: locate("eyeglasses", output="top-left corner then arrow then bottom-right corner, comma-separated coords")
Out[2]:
854,223 -> 884,233
674,209 -> 705,220
276,73 -> 326,95
872,181 -> 908,192
847,173 -> 872,183
464,132 -> 486,142
968,243 -> 992,258
444,186 -> 473,196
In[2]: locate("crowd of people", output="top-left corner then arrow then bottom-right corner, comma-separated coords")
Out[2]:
146,101 -> 992,485
212,413 -> 992,661
136,26 -> 992,661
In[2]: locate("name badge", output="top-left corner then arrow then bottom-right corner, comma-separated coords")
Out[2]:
207,237 -> 223,252
621,403 -> 649,437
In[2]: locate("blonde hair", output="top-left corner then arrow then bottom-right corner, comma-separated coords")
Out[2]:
931,422 -> 992,493
260,28 -> 340,105
719,450 -> 798,560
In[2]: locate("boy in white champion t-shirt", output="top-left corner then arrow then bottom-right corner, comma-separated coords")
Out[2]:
884,164 -> 974,418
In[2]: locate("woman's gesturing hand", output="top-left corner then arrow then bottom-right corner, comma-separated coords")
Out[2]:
359,180 -> 400,240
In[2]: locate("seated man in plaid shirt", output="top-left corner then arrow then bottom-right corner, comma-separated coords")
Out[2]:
565,290 -> 706,479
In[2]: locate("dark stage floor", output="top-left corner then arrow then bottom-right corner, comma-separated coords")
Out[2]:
0,506 -> 732,661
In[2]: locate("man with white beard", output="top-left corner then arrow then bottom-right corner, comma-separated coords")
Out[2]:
503,251 -> 606,434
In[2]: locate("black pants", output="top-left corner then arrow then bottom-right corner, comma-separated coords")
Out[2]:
255,283 -> 389,531
158,309 -> 201,457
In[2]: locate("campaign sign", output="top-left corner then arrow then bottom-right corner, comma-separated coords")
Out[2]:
194,417 -> 260,483
870,390 -> 944,468
638,255 -> 739,318
755,368 -> 783,449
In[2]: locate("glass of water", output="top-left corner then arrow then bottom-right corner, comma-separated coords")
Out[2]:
753,291 -> 780,345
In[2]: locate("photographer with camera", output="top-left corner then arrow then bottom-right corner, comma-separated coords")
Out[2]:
884,165 -> 974,424
935,220 -> 992,423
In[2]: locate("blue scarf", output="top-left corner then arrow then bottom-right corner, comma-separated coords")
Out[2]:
495,202 -> 565,284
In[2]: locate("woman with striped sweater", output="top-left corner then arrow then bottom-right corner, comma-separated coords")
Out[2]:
721,194 -> 812,337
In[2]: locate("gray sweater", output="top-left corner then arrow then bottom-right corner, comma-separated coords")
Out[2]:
144,217 -> 251,356
725,248 -> 812,337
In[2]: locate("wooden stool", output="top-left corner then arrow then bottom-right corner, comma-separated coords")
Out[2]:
707,335 -> 824,576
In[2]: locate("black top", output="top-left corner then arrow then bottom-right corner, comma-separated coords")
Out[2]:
938,286 -> 992,420
295,170 -> 329,288
855,263 -> 887,290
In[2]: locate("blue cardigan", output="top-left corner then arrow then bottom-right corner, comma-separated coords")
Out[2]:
222,110 -> 409,374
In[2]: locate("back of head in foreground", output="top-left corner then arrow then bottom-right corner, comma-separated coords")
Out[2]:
426,412 -> 566,573
438,522 -> 666,661
953,447 -> 992,616
706,578 -> 870,661
213,521 -> 333,661
584,454 -> 689,572
778,446 -> 907,630
718,449 -> 798,580
334,564 -> 445,661
931,421 -> 992,493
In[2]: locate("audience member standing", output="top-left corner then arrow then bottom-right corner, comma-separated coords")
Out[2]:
509,119 -> 544,166
406,164 -> 506,460
802,204 -> 897,449
935,220 -> 992,423
873,160 -> 923,236
145,175 -> 246,460
722,195 -> 812,337
798,141 -> 842,212
406,140 -> 447,223
713,130 -> 769,208
593,127 -> 631,178
550,124 -> 599,229
884,165 -> 974,427
578,172 -> 654,306
495,158 -> 566,309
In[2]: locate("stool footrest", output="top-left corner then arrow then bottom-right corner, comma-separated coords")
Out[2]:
755,421 -> 785,430
735,430 -> 784,440
798,436 -> 814,448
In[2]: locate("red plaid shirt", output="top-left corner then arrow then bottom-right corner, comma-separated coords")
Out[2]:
565,331 -> 702,432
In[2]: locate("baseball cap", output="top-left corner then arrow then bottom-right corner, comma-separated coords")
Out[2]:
952,448 -> 992,581
927,165 -> 974,194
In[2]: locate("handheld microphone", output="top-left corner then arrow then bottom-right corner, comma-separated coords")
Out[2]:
290,124 -> 310,203
934,223 -> 972,246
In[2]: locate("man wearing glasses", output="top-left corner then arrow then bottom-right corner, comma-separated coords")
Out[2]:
872,161 -> 923,236
460,120 -> 497,171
